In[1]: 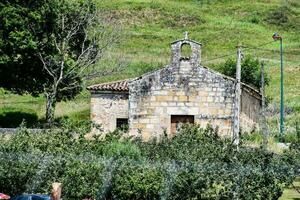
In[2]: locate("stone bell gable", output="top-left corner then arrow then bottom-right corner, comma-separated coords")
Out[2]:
170,37 -> 201,67
87,35 -> 262,141
128,37 -> 237,140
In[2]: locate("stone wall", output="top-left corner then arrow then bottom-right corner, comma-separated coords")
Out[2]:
90,92 -> 128,132
240,86 -> 261,133
129,60 -> 236,141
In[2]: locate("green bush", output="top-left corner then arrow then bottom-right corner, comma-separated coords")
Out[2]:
265,5 -> 300,30
0,152 -> 39,194
273,123 -> 300,143
217,56 -> 269,89
110,161 -> 165,200
0,152 -> 106,199
282,123 -> 300,172
266,6 -> 290,27
0,125 -> 297,199
101,141 -> 141,159
240,132 -> 263,143
61,156 -> 104,199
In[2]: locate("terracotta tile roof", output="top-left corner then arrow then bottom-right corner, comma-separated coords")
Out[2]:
87,79 -> 130,92
87,66 -> 261,99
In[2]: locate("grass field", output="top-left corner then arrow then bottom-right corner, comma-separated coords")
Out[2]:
0,0 -> 299,132
280,177 -> 300,200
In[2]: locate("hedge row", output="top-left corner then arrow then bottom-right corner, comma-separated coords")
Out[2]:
0,124 -> 298,199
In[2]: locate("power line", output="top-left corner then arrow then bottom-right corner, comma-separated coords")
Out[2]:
245,46 -> 300,55
202,39 -> 300,65
243,40 -> 300,55
244,40 -> 275,50
243,40 -> 275,56
202,52 -> 236,64
202,41 -> 275,64
245,47 -> 276,52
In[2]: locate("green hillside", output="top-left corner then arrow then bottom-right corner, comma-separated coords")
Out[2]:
1,0 -> 299,133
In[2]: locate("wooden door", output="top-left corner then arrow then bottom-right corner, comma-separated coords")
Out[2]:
171,115 -> 194,135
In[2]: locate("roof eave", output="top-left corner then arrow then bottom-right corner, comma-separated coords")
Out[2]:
89,90 -> 129,94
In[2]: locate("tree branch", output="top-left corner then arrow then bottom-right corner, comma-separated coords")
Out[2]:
38,53 -> 55,78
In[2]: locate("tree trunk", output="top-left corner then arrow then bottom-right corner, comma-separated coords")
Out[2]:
46,92 -> 57,126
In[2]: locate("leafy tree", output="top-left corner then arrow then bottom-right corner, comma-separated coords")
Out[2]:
218,56 -> 270,89
0,0 -> 51,95
0,0 -> 120,124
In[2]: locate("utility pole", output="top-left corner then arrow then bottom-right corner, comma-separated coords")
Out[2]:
233,45 -> 242,147
260,61 -> 269,149
261,62 -> 266,114
273,33 -> 284,135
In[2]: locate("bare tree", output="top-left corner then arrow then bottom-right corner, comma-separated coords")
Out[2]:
37,0 -> 121,125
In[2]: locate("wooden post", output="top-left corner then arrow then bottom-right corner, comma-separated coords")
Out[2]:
51,182 -> 62,200
260,61 -> 269,148
233,45 -> 242,147
261,62 -> 265,111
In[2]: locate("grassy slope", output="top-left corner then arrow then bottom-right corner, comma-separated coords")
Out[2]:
279,177 -> 300,200
0,0 -> 299,130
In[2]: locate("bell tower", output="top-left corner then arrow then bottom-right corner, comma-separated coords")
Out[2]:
170,32 -> 202,67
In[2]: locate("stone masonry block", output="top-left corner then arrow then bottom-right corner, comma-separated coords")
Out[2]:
139,118 -> 150,124
178,95 -> 188,102
156,96 -> 173,102
207,96 -> 214,102
198,91 -> 208,96
142,131 -> 151,141
188,96 -> 196,102
153,91 -> 168,95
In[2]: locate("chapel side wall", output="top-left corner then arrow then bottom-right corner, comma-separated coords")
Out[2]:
240,87 -> 261,133
91,93 -> 128,133
129,62 -> 235,141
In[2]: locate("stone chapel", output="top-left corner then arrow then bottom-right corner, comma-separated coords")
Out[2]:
87,36 -> 261,141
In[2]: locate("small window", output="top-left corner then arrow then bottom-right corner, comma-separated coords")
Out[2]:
116,118 -> 128,130
171,115 -> 194,135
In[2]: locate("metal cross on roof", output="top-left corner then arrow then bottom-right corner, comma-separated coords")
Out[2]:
184,31 -> 188,40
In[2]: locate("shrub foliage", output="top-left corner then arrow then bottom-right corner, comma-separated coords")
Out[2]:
0,124 -> 298,199
217,56 -> 269,89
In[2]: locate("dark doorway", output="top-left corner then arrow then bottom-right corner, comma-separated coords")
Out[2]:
171,115 -> 194,135
116,118 -> 128,130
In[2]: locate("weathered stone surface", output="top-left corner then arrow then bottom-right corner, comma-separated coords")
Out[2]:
129,54 -> 236,139
240,88 -> 261,133
89,36 -> 261,140
90,92 -> 128,132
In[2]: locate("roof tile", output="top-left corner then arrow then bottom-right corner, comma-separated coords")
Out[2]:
87,79 -> 130,92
